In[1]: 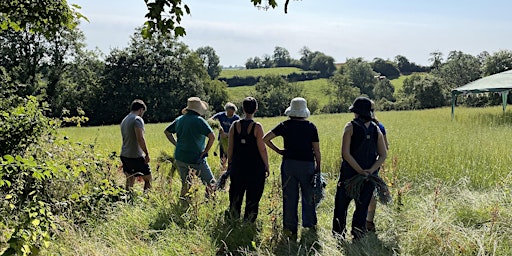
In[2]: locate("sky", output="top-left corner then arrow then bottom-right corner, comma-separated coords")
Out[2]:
70,0 -> 512,67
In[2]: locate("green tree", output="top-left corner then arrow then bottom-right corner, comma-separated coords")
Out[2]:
95,29 -> 212,125
481,49 -> 512,76
0,0 -> 84,36
395,55 -> 412,75
397,74 -> 445,109
273,46 -> 292,67
322,73 -> 361,113
253,75 -> 303,116
309,52 -> 336,78
340,57 -> 377,98
433,50 -> 481,92
195,46 -> 222,79
428,50 -> 444,70
373,78 -> 395,101
371,58 -> 400,79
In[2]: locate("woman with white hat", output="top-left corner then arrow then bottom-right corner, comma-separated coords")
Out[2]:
263,97 -> 321,240
164,97 -> 216,198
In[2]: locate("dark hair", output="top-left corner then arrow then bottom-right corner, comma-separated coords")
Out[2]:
242,97 -> 257,114
130,99 -> 146,111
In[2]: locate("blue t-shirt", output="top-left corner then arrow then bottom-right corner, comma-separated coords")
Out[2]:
271,119 -> 319,162
212,112 -> 240,134
377,122 -> 386,135
165,112 -> 214,164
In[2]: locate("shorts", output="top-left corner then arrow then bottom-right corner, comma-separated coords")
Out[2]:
120,156 -> 151,177
175,159 -> 215,185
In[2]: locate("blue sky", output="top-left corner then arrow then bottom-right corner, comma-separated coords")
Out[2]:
70,0 -> 512,66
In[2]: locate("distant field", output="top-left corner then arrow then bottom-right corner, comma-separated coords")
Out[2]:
227,79 -> 331,111
219,67 -> 304,79
390,73 -> 428,95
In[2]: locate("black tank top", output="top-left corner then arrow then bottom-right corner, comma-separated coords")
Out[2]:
231,119 -> 265,174
340,118 -> 379,179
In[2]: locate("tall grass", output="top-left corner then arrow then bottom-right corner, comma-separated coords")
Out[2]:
52,106 -> 512,255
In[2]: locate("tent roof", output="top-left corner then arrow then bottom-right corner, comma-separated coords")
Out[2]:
452,69 -> 512,95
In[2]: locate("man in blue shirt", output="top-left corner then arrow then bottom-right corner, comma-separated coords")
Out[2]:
210,102 -> 240,165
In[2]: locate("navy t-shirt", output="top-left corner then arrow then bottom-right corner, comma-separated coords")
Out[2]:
271,119 -> 319,162
212,112 -> 240,133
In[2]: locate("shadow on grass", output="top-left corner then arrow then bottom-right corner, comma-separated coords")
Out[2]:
272,228 -> 322,256
210,212 -> 260,255
340,232 -> 398,256
147,199 -> 190,240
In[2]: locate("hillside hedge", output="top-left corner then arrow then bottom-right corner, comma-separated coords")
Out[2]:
219,71 -> 322,87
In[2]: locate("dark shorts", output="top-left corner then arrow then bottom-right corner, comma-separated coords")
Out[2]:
120,156 -> 151,177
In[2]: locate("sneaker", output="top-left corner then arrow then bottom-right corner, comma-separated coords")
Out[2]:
366,221 -> 375,232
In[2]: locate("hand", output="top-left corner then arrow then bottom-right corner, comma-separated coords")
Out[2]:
360,169 -> 372,176
264,166 -> 270,178
277,149 -> 285,155
200,151 -> 209,159
220,132 -> 228,139
144,155 -> 150,164
314,165 -> 320,174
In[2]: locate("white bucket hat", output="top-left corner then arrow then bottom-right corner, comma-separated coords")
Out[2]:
284,97 -> 310,118
185,97 -> 208,116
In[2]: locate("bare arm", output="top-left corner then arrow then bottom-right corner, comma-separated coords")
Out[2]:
254,123 -> 270,177
227,122 -> 235,164
341,122 -> 366,175
135,127 -> 150,163
365,130 -> 388,174
200,132 -> 215,158
312,141 -> 321,173
164,130 -> 177,146
263,131 -> 284,155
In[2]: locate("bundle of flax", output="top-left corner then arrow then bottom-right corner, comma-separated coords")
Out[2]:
343,174 -> 392,204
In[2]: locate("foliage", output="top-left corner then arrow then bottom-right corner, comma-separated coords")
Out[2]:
481,49 -> 512,76
220,67 -> 303,79
0,97 -> 55,157
339,58 -> 376,98
195,46 -> 222,79
0,21 -> 86,112
373,78 -> 395,102
204,80 -> 229,113
398,74 -> 445,109
0,0 -> 85,37
253,75 -> 304,116
371,58 -> 400,79
322,74 -> 361,113
272,46 -> 292,67
95,28 -> 215,125
433,50 -> 481,91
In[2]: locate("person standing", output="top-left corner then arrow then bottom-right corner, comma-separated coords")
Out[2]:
366,101 -> 389,232
227,97 -> 269,222
263,97 -> 321,240
164,97 -> 216,198
332,97 -> 387,240
120,99 -> 152,191
211,102 -> 240,165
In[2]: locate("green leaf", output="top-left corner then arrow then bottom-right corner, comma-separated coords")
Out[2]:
5,194 -> 12,199
32,218 -> 41,226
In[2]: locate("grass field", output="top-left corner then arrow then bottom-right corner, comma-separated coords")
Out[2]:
220,67 -> 304,79
51,106 -> 512,255
227,79 -> 331,111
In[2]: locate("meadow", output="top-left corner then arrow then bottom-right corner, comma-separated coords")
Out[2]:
220,67 -> 304,79
227,79 -> 331,109
51,106 -> 512,255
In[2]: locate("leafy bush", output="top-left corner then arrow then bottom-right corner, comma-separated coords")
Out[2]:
0,96 -> 127,255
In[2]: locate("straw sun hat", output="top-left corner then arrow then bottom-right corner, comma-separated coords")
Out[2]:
185,97 -> 208,116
